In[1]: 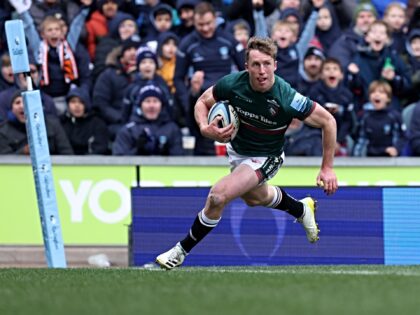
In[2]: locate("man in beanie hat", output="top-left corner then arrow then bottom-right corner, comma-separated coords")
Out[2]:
297,46 -> 325,95
113,83 -> 184,156
329,2 -> 377,68
93,35 -> 141,140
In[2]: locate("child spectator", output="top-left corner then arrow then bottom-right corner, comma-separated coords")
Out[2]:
142,3 -> 175,52
61,87 -> 109,155
0,53 -> 14,92
113,84 -> 184,156
0,91 -> 73,154
270,1 -> 319,89
92,36 -> 141,140
383,2 -> 407,54
156,32 -> 179,94
309,58 -> 356,156
226,19 -> 251,49
353,80 -> 407,157
347,20 -> 411,111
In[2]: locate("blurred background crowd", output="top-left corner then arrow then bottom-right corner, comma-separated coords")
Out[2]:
0,0 -> 419,157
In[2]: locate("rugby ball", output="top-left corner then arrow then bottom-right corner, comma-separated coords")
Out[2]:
207,101 -> 240,142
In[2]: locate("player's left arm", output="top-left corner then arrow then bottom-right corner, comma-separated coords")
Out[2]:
303,103 -> 338,195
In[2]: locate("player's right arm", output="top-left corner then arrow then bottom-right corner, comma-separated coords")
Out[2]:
194,86 -> 234,143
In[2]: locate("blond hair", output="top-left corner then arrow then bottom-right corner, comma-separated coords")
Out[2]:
368,80 -> 392,101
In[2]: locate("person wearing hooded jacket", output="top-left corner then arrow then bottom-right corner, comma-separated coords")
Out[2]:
113,84 -> 184,156
0,90 -> 73,155
61,87 -> 109,155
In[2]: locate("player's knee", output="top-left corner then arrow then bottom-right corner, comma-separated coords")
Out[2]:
243,198 -> 261,207
208,190 -> 227,209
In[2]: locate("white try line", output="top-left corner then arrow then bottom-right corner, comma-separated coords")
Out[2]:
138,265 -> 420,277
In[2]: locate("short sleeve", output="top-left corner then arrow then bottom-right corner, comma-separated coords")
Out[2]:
213,75 -> 232,102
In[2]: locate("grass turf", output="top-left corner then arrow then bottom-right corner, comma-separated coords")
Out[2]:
1,265 -> 419,315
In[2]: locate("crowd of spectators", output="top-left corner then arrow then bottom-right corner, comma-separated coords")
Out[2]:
0,0 -> 419,157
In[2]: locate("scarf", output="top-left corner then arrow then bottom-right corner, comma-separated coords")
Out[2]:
39,39 -> 79,86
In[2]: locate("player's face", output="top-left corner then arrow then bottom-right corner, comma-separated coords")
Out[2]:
141,96 -> 162,120
384,7 -> 405,31
369,87 -> 389,110
155,14 -> 172,32
194,12 -> 216,39
317,8 -> 332,31
246,49 -> 277,93
366,24 -> 389,52
161,39 -> 177,59
68,96 -> 85,118
138,58 -> 156,79
355,11 -> 376,34
41,21 -> 62,47
12,96 -> 25,123
119,20 -> 137,40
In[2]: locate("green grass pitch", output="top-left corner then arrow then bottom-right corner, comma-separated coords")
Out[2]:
1,265 -> 419,315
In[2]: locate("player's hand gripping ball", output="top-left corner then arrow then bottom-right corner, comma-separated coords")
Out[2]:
207,101 -> 240,142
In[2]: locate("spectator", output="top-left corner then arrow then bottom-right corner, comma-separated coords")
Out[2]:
315,3 -> 342,51
347,20 -> 411,111
370,0 -> 407,18
309,58 -> 356,155
113,84 -> 184,155
93,12 -> 138,80
13,1 -> 92,115
142,3 -> 175,51
270,0 -> 321,89
383,1 -> 408,54
409,100 -> 420,156
92,36 -> 141,140
0,91 -> 73,155
61,87 -> 109,155
401,28 -> 420,106
174,2 -> 245,155
328,2 -> 377,69
0,60 -> 57,122
266,0 -> 301,35
0,53 -> 14,92
85,0 -> 121,60
226,0 -> 277,37
173,0 -> 198,38
297,46 -> 324,95
353,80 -> 407,157
123,46 -> 173,125
156,32 -> 179,94
284,119 -> 323,156
225,19 -> 251,49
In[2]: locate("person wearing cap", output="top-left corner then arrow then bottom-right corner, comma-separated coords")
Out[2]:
297,45 -> 325,95
92,36 -> 141,140
112,84 -> 184,156
61,87 -> 109,155
173,0 -> 198,38
0,91 -> 73,155
328,2 -> 377,69
93,11 -> 138,80
122,46 -> 174,124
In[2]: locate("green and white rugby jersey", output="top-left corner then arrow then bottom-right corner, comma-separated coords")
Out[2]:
213,71 -> 315,156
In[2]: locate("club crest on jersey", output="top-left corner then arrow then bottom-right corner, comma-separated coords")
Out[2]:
219,46 -> 229,59
267,99 -> 280,116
